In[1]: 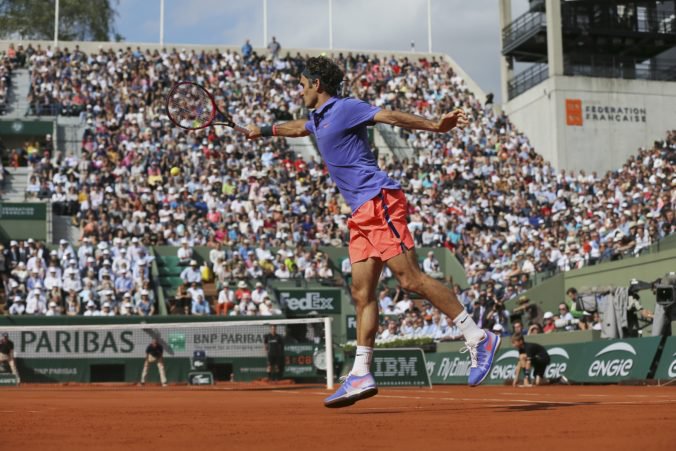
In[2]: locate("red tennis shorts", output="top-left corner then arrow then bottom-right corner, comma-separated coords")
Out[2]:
348,189 -> 415,263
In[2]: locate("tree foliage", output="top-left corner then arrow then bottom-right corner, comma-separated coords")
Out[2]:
0,0 -> 121,41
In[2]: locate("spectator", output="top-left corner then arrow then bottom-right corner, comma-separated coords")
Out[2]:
216,283 -> 236,315
557,303 -> 575,330
241,39 -> 253,61
543,312 -> 556,333
137,290 -> 155,316
180,260 -> 202,284
172,285 -> 191,315
422,251 -> 442,278
191,294 -> 210,316
8,296 -> 25,315
267,36 -> 281,59
177,238 -> 193,265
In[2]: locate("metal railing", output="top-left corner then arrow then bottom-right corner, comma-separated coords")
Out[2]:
564,55 -> 676,82
502,11 -> 547,51
507,63 -> 549,100
562,5 -> 676,35
375,123 -> 413,162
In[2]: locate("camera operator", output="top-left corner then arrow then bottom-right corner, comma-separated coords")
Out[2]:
652,273 -> 676,337
554,303 -> 578,331
485,299 -> 510,332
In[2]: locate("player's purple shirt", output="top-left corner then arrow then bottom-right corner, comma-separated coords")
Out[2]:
304,97 -> 400,212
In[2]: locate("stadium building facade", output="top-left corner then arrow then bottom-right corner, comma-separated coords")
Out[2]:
500,0 -> 676,173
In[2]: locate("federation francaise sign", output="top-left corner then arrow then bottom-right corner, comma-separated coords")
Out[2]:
566,99 -> 647,126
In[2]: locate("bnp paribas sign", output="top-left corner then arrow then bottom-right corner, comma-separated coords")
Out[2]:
7,326 -> 270,359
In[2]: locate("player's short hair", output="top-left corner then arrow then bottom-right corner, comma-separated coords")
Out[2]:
511,333 -> 524,342
302,57 -> 344,96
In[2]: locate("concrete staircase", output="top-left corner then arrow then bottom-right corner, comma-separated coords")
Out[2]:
52,214 -> 81,245
56,116 -> 86,157
289,135 -> 319,162
4,68 -> 31,118
2,167 -> 31,202
373,127 -> 395,165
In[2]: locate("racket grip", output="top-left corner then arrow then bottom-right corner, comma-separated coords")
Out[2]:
233,124 -> 250,135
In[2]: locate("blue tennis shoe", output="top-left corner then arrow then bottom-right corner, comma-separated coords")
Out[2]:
324,373 -> 378,408
463,331 -> 501,386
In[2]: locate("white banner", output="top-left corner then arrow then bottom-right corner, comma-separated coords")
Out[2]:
5,325 -> 286,359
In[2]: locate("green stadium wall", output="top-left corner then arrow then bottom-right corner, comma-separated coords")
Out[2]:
506,247 -> 676,324
0,203 -> 48,241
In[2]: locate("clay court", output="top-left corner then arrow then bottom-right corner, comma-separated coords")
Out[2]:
3,383 -> 675,450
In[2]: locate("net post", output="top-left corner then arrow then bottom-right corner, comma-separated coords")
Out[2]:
324,316 -> 334,389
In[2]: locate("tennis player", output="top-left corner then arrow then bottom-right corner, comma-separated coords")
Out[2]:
247,56 -> 500,408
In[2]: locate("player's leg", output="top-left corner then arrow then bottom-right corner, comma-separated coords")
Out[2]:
379,189 -> 499,386
157,359 -> 167,386
324,256 -> 382,408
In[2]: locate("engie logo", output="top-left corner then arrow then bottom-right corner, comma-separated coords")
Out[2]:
668,352 -> 676,378
280,292 -> 335,311
489,350 -> 519,380
489,347 -> 570,381
588,342 -> 636,378
545,347 -> 569,379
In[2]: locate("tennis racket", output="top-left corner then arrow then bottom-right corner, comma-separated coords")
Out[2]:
166,82 -> 249,135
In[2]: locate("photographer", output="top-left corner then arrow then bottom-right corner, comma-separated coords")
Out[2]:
485,299 -> 510,332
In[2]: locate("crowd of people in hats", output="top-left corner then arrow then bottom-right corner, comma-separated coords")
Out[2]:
1,237 -> 155,316
0,42 -> 673,320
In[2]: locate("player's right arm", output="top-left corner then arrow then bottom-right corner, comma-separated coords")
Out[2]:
247,120 -> 310,139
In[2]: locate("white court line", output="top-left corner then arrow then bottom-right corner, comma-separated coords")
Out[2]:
301,391 -> 676,406
499,392 -> 541,396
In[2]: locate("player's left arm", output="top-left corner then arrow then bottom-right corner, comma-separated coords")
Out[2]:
373,108 -> 468,133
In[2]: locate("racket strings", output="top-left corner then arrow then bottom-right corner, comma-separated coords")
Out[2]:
167,83 -> 215,129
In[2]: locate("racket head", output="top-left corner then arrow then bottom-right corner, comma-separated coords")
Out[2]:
166,82 -> 218,130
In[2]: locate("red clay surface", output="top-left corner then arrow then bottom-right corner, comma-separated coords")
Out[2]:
2,383 -> 675,451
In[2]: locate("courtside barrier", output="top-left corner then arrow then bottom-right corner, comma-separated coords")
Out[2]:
372,348 -> 431,387
426,337 -> 661,384
654,336 -> 676,381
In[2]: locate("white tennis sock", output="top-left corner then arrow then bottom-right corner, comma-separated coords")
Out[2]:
453,311 -> 485,344
351,346 -> 373,376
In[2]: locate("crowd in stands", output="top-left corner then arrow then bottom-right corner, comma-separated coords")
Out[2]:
0,238 -> 156,316
0,237 -> 287,317
0,42 -> 673,323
